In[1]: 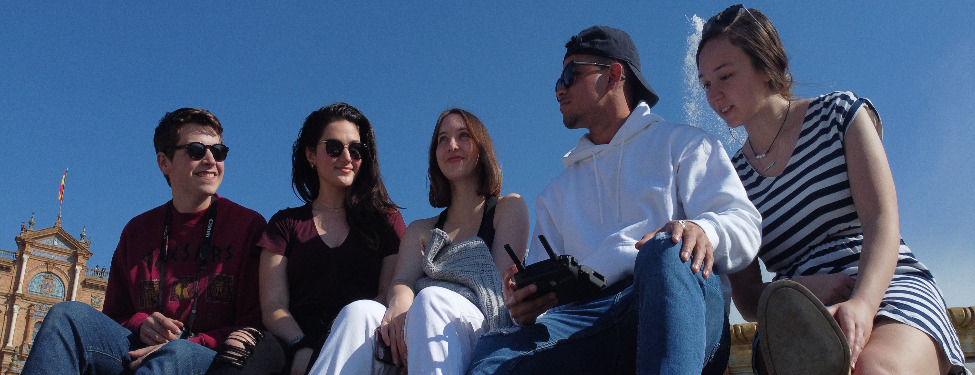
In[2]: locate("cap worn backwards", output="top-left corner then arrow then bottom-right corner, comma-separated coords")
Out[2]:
564,25 -> 660,108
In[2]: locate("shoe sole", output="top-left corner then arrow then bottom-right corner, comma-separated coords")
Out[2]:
757,280 -> 850,375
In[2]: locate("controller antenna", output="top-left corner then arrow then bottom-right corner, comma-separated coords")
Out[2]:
538,235 -> 559,260
504,244 -> 526,272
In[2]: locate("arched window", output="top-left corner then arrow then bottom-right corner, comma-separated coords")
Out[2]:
26,272 -> 65,300
30,321 -> 42,345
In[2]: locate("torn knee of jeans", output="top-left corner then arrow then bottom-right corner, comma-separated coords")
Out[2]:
214,327 -> 265,369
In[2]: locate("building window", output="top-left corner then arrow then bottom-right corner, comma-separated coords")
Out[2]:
27,272 -> 65,300
30,321 -> 42,345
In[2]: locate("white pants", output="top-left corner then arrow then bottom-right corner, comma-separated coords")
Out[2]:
406,286 -> 486,375
308,287 -> 485,375
308,300 -> 397,375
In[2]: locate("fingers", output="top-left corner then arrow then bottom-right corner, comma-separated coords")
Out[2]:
501,265 -> 518,298
670,221 -> 714,277
830,303 -> 868,368
634,232 -> 656,249
700,246 -> 715,278
378,322 -> 390,345
672,220 -> 686,243
838,312 -> 861,366
140,324 -> 167,345
128,343 -> 162,370
387,315 -> 408,367
394,325 -> 408,367
141,313 -> 182,345
505,284 -> 556,325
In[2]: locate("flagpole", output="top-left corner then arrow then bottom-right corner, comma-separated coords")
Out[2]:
58,168 -> 68,223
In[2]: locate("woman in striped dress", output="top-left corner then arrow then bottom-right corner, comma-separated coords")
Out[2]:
696,5 -> 967,374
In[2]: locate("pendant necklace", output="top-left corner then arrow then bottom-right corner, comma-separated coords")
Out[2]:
747,100 -> 792,171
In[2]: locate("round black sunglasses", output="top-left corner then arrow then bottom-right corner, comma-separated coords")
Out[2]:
321,139 -> 366,160
169,142 -> 229,161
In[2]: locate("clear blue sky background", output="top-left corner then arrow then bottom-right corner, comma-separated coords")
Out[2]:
2,2 -> 972,324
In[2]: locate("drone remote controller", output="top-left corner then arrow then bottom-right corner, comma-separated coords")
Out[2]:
504,235 -> 606,306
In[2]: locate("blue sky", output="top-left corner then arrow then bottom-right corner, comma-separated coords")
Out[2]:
2,2 -> 972,322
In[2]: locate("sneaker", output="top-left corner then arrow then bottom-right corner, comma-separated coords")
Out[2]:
757,280 -> 850,375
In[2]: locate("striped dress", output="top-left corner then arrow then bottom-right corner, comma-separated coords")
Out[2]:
733,91 -> 968,372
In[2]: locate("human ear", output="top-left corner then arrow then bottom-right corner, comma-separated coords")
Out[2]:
157,152 -> 171,176
305,146 -> 317,168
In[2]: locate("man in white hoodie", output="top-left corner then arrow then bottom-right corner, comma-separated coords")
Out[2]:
466,25 -> 762,374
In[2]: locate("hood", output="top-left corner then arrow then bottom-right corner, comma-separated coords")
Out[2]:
558,101 -> 663,224
562,101 -> 661,167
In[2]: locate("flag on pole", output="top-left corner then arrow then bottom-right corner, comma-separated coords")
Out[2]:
58,169 -> 68,203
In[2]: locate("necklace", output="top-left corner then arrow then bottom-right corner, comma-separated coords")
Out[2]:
747,100 -> 792,171
313,201 -> 344,213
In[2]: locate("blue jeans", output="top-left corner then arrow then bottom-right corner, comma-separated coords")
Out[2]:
22,301 -> 216,375
466,234 -> 730,374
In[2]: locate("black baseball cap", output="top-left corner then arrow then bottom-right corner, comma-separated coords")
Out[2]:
564,25 -> 659,108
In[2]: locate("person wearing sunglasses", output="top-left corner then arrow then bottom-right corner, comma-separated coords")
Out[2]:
697,5 -> 968,375
24,108 -> 267,374
308,108 -> 529,375
206,103 -> 405,375
467,25 -> 761,375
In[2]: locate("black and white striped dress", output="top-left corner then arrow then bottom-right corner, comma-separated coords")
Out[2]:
733,91 -> 968,372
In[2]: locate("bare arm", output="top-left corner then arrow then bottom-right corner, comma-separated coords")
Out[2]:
830,107 -> 900,365
381,220 -> 431,367
375,254 -> 398,303
490,193 -> 530,273
728,259 -> 765,321
259,249 -> 304,342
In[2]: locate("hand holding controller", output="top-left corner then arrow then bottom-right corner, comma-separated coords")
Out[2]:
504,235 -> 606,306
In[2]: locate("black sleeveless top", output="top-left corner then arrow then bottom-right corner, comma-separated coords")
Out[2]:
433,195 -> 498,249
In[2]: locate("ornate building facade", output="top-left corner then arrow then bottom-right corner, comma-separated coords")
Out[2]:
0,214 -> 108,373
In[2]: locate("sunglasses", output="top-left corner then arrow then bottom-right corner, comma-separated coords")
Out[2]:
702,4 -> 761,36
169,142 -> 229,161
555,61 -> 618,91
321,139 -> 366,160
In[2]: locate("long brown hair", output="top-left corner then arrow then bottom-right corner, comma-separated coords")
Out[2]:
697,6 -> 794,99
427,109 -> 502,208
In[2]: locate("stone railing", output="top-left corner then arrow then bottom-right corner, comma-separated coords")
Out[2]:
726,306 -> 975,374
0,249 -> 16,261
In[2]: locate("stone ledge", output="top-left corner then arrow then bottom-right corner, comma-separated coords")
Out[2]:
726,306 -> 975,374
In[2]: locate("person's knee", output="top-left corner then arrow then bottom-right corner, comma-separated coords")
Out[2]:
161,338 -> 203,353
412,287 -> 446,310
47,301 -> 95,321
635,233 -> 686,282
340,299 -> 384,317
41,301 -> 96,331
211,328 -> 284,373
332,299 -> 385,332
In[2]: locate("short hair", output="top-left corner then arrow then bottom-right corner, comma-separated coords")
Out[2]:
696,6 -> 794,99
153,108 -> 223,186
428,109 -> 502,208
292,103 -> 399,249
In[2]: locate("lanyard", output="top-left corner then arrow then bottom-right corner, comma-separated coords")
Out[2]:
157,195 -> 218,337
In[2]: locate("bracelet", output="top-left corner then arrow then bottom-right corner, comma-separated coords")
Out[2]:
287,334 -> 304,348
287,335 -> 315,357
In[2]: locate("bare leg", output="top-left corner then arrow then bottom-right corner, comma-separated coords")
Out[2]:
853,317 -> 951,375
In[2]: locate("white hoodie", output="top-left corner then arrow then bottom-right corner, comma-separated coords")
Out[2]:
527,102 -> 761,287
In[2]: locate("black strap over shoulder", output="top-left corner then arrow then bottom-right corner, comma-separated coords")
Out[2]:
477,196 -> 498,249
434,195 -> 498,249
